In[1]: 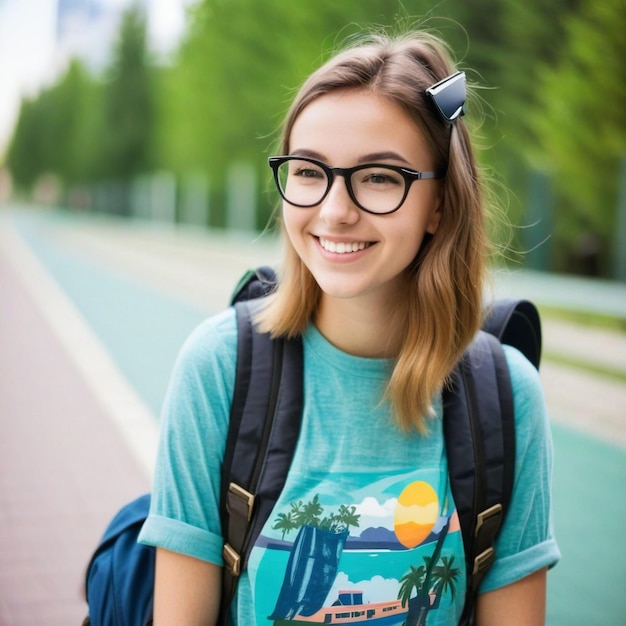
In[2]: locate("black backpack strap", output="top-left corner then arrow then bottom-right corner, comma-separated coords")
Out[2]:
444,330 -> 515,626
230,266 -> 277,304
483,299 -> 542,370
218,299 -> 303,625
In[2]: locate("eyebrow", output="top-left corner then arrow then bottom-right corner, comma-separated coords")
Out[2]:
289,148 -> 413,167
358,151 -> 412,166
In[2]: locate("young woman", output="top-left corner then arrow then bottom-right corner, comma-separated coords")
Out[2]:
139,30 -> 560,625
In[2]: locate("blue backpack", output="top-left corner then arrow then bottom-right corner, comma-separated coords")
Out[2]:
83,267 -> 541,626
82,494 -> 154,625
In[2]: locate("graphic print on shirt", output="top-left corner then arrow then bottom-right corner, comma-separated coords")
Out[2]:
248,471 -> 466,626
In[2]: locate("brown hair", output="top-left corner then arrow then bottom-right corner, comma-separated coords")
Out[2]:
257,31 -> 488,433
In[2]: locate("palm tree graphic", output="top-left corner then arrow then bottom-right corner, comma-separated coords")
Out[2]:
272,511 -> 298,540
399,564 -> 427,604
272,496 -> 360,539
268,496 -> 361,620
396,503 -> 458,626
397,551 -> 460,625
294,494 -> 324,527
431,555 -> 460,608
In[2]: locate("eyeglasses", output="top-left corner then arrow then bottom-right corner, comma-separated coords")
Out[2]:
268,156 -> 444,215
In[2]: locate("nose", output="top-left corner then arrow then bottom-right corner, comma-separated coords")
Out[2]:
318,175 -> 360,225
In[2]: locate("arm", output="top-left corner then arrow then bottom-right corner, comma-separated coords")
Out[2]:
153,548 -> 222,626
475,349 -> 560,620
141,314 -> 238,623
475,567 -> 547,626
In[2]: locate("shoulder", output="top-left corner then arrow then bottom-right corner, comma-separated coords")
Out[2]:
480,345 -> 560,591
141,308 -> 239,563
175,307 -> 238,370
164,307 -> 239,409
502,344 -> 549,440
503,344 -> 542,396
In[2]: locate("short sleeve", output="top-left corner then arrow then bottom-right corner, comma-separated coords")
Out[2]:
480,345 -> 561,592
138,308 -> 238,565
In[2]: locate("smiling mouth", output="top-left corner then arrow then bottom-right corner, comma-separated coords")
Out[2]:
318,237 -> 372,254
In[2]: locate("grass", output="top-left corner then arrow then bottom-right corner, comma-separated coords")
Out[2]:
538,305 -> 626,333
537,305 -> 626,381
543,352 -> 626,384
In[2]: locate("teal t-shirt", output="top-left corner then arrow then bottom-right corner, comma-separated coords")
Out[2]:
139,307 -> 560,625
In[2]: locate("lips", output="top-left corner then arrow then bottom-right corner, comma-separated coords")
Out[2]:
318,237 -> 372,254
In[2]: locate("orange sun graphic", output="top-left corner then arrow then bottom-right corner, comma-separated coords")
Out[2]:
393,481 -> 440,549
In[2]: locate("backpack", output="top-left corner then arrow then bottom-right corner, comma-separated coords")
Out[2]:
83,267 -> 541,626
82,494 -> 154,626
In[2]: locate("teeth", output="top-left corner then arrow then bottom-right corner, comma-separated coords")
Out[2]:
319,237 -> 369,254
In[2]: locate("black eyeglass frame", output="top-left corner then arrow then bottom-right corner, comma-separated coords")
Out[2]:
268,156 -> 445,215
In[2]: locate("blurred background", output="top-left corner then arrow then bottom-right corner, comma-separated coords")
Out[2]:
1,0 -> 625,279
1,1 -> 625,625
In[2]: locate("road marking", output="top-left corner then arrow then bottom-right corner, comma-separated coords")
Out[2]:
0,218 -> 158,479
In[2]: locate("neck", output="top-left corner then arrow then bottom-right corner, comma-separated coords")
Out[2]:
314,293 -> 406,358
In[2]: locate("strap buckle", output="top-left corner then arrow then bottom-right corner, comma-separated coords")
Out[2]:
227,482 -> 255,521
474,503 -> 502,537
222,543 -> 241,576
473,547 -> 495,575
223,483 -> 255,578
472,503 -> 503,579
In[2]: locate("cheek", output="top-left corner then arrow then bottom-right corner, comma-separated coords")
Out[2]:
397,229 -> 427,266
390,211 -> 437,267
403,189 -> 442,238
282,205 -> 308,249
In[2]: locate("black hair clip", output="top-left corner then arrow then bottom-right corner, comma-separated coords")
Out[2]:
425,71 -> 466,125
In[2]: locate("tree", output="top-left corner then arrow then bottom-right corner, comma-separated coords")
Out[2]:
5,59 -> 103,190
100,3 -> 154,181
6,98 -> 47,189
48,60 -> 105,184
11,0 -> 621,276
399,564 -> 427,607
294,494 -> 324,527
529,0 -> 626,273
335,504 -> 361,531
431,555 -> 460,606
154,0 -> 435,226
272,511 -> 298,540
269,494 -> 360,620
272,495 -> 361,538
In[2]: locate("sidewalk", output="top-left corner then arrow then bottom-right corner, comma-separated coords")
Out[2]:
21,205 -> 626,444
0,231 -> 151,624
492,266 -> 626,319
1,206 -> 625,625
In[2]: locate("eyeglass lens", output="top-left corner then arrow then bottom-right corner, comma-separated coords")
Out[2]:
276,159 -> 407,214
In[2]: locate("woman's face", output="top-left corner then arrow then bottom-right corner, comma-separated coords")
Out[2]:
283,88 -> 443,309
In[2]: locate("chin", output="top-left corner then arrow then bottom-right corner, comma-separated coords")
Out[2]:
315,272 -> 390,302
316,284 -> 360,300
312,275 -> 363,300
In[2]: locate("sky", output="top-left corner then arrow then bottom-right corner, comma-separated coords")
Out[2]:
0,0 -> 191,158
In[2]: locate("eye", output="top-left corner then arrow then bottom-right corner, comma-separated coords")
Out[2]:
291,161 -> 325,179
359,167 -> 403,187
367,173 -> 399,184
295,167 -> 322,178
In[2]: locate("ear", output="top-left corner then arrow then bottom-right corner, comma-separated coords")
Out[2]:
426,186 -> 443,235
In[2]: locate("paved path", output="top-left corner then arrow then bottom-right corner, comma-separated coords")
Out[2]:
1,206 -> 625,625
36,206 -> 626,445
0,218 -> 151,624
